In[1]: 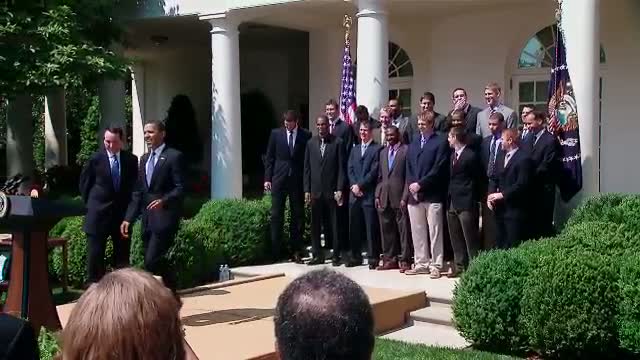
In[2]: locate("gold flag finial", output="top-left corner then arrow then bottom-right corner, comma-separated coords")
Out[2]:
343,15 -> 352,45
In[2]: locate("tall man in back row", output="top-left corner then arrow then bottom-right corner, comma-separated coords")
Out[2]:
264,110 -> 311,263
121,120 -> 185,292
80,126 -> 138,285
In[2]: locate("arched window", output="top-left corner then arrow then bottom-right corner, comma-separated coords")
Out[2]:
518,24 -> 606,69
388,42 -> 413,115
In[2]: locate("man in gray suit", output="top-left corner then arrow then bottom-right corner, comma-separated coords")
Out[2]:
476,82 -> 517,138
388,98 -> 410,144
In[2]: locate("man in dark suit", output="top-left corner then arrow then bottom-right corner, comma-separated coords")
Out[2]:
351,105 -> 382,145
487,128 -> 533,249
449,110 -> 482,153
405,111 -> 450,278
375,126 -> 411,272
80,127 -> 138,284
522,110 -> 559,238
388,98 -> 410,144
121,120 -> 185,291
304,115 -> 345,265
447,88 -> 481,134
406,92 -> 448,141
347,121 -> 381,269
264,110 -> 311,263
479,112 -> 506,250
446,127 -> 482,277
325,99 -> 353,253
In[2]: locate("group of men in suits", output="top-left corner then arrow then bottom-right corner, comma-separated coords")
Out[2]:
80,121 -> 185,292
265,81 -> 560,277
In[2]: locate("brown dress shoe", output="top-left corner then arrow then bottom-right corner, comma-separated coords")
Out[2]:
376,260 -> 399,271
399,261 -> 411,273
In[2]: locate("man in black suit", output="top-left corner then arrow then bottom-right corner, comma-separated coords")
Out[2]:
80,127 -> 138,284
325,99 -> 353,253
407,92 -> 449,139
347,121 -> 382,269
405,111 -> 450,278
351,105 -> 381,145
264,110 -> 311,263
121,120 -> 185,291
449,110 -> 482,154
304,115 -> 345,265
522,110 -> 559,238
487,128 -> 533,249
446,127 -> 482,277
447,88 -> 481,134
479,112 -> 506,250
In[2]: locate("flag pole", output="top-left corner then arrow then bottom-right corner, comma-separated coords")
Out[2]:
343,15 -> 352,46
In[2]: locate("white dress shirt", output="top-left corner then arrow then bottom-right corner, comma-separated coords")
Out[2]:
504,147 -> 519,167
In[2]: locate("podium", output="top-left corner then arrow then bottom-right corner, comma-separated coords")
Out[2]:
0,194 -> 84,331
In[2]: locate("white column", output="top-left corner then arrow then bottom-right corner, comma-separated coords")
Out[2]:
44,88 -> 67,168
201,13 -> 243,199
131,64 -> 146,158
562,0 -> 600,195
6,95 -> 34,180
355,0 -> 388,118
98,78 -> 127,143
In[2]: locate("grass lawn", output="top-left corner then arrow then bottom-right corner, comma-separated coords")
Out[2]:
375,339 -> 521,359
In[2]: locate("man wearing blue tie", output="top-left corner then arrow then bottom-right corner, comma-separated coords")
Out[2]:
80,127 -> 138,285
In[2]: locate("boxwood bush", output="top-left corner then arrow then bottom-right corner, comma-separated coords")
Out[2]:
618,254 -> 640,355
519,249 -> 619,358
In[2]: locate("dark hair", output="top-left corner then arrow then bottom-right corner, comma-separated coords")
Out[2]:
325,99 -> 339,108
283,110 -> 299,121
316,115 -> 329,123
451,87 -> 467,96
355,105 -> 369,118
449,126 -> 467,143
531,110 -> 548,123
389,97 -> 403,107
359,121 -> 372,130
105,126 -> 124,139
420,92 -> 436,103
145,120 -> 166,132
386,125 -> 399,135
489,111 -> 505,123
450,109 -> 466,120
274,269 -> 374,360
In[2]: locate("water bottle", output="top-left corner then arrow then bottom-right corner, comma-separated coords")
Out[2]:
219,265 -> 225,282
223,264 -> 230,281
227,265 -> 233,281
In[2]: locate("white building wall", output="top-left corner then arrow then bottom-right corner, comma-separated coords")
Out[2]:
308,27 -> 344,130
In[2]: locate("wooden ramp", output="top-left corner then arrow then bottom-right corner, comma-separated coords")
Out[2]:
57,273 -> 427,360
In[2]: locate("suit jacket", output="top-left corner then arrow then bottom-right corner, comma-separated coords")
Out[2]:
304,134 -> 345,199
376,144 -> 408,209
125,145 -> 185,233
449,147 -> 482,211
0,313 -> 39,360
264,127 -> 311,193
405,132 -> 450,204
523,130 -> 559,191
392,115 -> 411,144
79,150 -> 138,235
407,112 -> 448,140
476,104 -> 517,138
446,105 -> 481,135
488,148 -> 532,219
329,118 -> 354,154
348,141 -> 381,206
480,135 -> 506,198
352,119 -> 382,146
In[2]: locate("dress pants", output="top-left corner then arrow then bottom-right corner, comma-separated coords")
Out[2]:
87,225 -> 130,283
495,214 -> 525,250
142,226 -> 178,291
481,202 -> 497,250
270,180 -> 304,260
532,186 -> 556,239
407,201 -> 444,270
447,208 -> 480,269
378,206 -> 411,262
349,199 -> 379,264
310,196 -> 339,260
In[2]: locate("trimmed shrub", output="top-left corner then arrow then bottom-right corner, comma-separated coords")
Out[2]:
453,249 -> 535,352
560,220 -> 640,257
618,254 -> 640,354
567,193 -> 640,230
520,249 -> 619,358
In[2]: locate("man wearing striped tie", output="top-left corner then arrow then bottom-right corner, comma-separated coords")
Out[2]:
476,82 -> 517,138
479,112 -> 506,250
80,127 -> 138,285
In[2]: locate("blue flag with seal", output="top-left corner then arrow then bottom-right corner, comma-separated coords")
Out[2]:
547,23 -> 582,202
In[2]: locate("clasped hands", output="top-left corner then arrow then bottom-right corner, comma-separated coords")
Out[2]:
486,192 -> 504,210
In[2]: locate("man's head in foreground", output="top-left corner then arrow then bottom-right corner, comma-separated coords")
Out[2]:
274,269 -> 375,360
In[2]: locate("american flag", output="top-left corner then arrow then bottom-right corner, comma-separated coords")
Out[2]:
339,39 -> 356,125
547,23 -> 582,201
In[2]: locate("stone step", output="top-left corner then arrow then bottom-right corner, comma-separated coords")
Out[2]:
409,302 -> 454,327
381,321 -> 469,349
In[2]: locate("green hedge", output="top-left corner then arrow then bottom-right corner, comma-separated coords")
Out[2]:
453,194 -> 640,358
46,195 -> 308,290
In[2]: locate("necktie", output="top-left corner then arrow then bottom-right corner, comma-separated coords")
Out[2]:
420,136 -> 426,149
388,147 -> 395,171
330,122 -> 335,134
488,138 -> 497,176
453,151 -> 459,167
111,155 -> 120,190
320,139 -> 326,157
288,131 -> 294,155
490,107 -> 497,116
146,151 -> 156,186
361,143 -> 368,157
505,152 -> 512,167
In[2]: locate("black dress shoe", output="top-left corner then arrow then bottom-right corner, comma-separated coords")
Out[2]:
345,259 -> 363,268
331,258 -> 341,267
307,257 -> 325,266
290,253 -> 304,264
